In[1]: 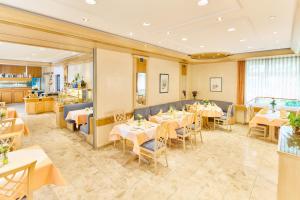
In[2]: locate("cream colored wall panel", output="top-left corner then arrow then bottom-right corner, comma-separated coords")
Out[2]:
147,58 -> 180,105
190,62 -> 237,103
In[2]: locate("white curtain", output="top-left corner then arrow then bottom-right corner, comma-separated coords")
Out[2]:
245,55 -> 300,103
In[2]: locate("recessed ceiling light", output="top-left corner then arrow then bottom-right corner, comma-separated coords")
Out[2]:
200,45 -> 205,48
227,27 -> 236,32
269,16 -> 276,20
240,39 -> 246,42
217,17 -> 223,22
158,41 -> 162,44
82,17 -> 89,22
182,38 -> 188,41
273,31 -> 278,35
198,0 -> 208,6
85,0 -> 96,5
128,32 -> 133,37
143,22 -> 151,26
166,31 -> 171,35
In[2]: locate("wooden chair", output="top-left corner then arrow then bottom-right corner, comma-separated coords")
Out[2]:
175,117 -> 193,151
0,102 -> 5,107
0,131 -> 22,151
189,113 -> 203,145
139,123 -> 168,173
0,160 -> 36,200
247,106 -> 268,139
214,105 -> 233,131
0,118 -> 16,134
113,111 -> 128,152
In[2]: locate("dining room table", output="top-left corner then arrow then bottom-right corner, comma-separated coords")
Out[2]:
249,109 -> 289,142
110,120 -> 159,154
0,145 -> 66,192
149,110 -> 194,138
189,103 -> 223,129
65,107 -> 93,128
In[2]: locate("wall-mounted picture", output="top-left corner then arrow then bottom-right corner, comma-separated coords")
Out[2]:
159,73 -> 169,93
210,77 -> 222,92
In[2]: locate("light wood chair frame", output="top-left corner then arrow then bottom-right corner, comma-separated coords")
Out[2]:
189,113 -> 203,145
176,117 -> 193,151
0,131 -> 22,152
0,118 -> 16,135
0,160 -> 36,200
247,106 -> 268,139
139,123 -> 169,173
113,110 -> 128,153
214,105 -> 233,131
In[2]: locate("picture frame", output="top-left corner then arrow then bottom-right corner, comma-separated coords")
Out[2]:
159,74 -> 169,93
210,77 -> 222,92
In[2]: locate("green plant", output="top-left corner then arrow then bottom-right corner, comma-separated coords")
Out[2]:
270,98 -> 276,111
288,113 -> 300,129
0,144 -> 9,165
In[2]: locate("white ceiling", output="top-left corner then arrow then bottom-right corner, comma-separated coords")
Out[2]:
0,42 -> 80,63
0,0 -> 298,54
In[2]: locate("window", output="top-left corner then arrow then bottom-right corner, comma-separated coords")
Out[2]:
245,55 -> 300,103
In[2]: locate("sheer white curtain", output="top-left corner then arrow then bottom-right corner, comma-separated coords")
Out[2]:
245,55 -> 300,103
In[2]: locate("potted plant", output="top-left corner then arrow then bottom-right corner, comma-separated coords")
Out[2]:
288,113 -> 300,134
0,109 -> 6,120
192,91 -> 198,100
81,80 -> 87,88
203,99 -> 210,107
270,98 -> 276,113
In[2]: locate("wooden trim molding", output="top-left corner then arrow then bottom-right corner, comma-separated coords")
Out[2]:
0,59 -> 51,67
96,112 -> 133,127
53,53 -> 93,66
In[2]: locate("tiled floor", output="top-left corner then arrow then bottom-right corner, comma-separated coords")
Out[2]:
13,104 -> 278,200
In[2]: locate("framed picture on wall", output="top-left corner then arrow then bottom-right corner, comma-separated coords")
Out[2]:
159,73 -> 169,93
210,77 -> 222,92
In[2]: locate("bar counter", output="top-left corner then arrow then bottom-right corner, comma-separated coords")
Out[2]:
277,126 -> 300,200
24,96 -> 56,114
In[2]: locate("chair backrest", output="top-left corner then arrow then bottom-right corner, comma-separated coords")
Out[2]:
0,132 -> 22,152
155,123 -> 168,150
0,102 -> 5,107
194,113 -> 202,130
0,119 -> 16,134
113,111 -> 127,123
226,104 -> 233,119
247,106 -> 255,120
0,160 -> 36,200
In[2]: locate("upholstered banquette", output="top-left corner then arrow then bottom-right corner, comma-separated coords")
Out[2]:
63,102 -> 93,122
79,113 -> 93,135
133,100 -> 233,120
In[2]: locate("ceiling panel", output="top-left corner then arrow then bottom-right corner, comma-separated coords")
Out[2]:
0,0 -> 297,54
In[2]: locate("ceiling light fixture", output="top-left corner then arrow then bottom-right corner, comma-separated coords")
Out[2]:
200,45 -> 205,48
85,0 -> 96,5
198,0 -> 208,6
269,16 -> 276,20
143,22 -> 151,26
82,17 -> 89,22
128,32 -> 133,37
182,38 -> 188,41
273,31 -> 278,34
227,27 -> 236,32
217,17 -> 223,22
240,39 -> 246,42
166,31 -> 171,35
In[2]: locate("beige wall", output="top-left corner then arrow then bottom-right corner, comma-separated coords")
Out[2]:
189,61 -> 237,103
148,58 -> 180,105
95,50 -> 181,147
68,62 -> 93,89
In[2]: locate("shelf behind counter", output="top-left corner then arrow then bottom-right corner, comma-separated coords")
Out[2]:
0,87 -> 31,104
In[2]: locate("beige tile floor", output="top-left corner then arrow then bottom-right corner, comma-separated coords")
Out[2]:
14,104 -> 277,200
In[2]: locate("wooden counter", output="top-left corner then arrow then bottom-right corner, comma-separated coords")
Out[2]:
24,97 -> 55,114
277,126 -> 300,200
0,87 -> 31,104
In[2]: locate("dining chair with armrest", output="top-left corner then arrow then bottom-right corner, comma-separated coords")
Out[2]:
214,104 -> 233,131
189,113 -> 203,145
0,160 -> 36,200
113,110 -> 129,152
0,118 -> 16,134
247,106 -> 268,139
175,117 -> 193,151
139,122 -> 169,174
